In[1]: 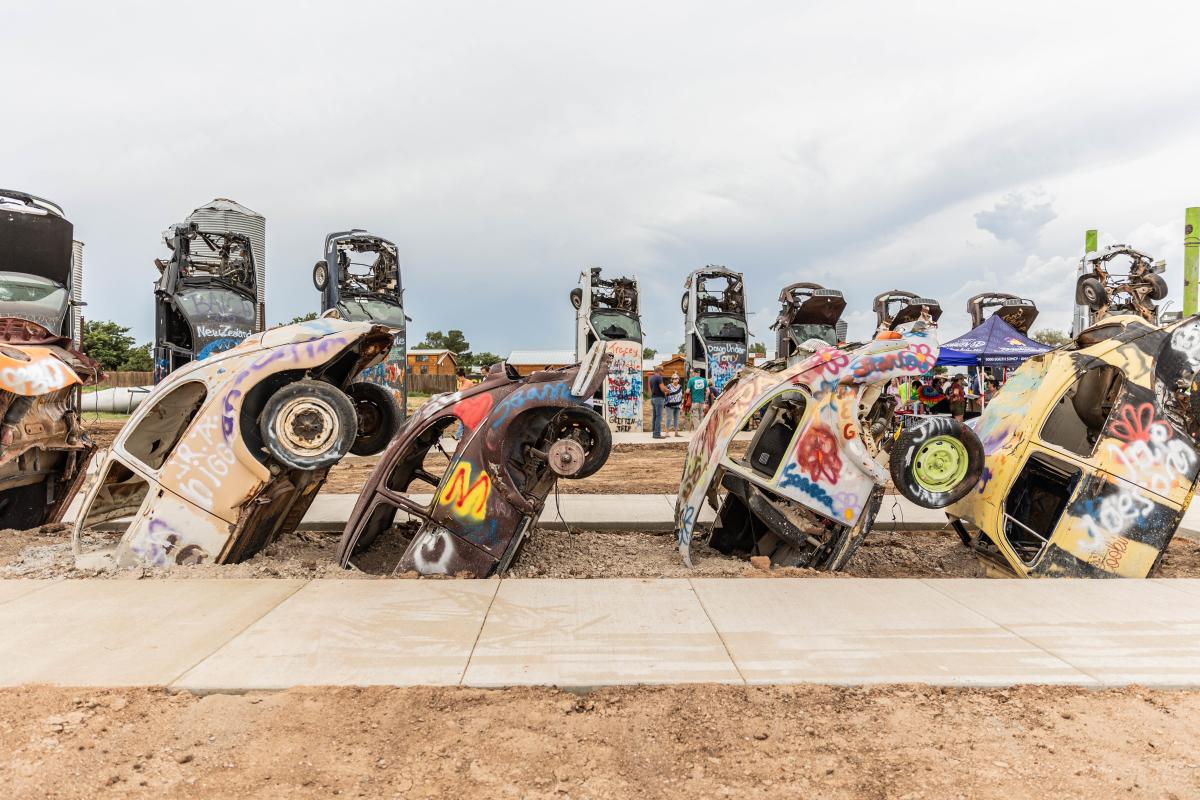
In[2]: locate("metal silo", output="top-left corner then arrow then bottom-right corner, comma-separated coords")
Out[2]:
185,198 -> 266,330
71,240 -> 84,346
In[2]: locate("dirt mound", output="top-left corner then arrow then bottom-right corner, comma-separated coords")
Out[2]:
0,684 -> 1195,799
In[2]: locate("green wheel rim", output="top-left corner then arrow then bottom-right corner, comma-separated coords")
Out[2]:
911,435 -> 969,493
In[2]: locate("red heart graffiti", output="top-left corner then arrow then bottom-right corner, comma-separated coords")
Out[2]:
454,392 -> 494,431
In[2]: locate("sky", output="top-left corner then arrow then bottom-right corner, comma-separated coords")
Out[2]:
5,1 -> 1200,357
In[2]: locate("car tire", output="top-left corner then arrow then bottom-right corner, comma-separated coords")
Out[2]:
347,382 -> 401,456
680,293 -> 689,314
1077,276 -> 1108,310
1147,273 -> 1169,301
260,379 -> 357,470
313,262 -> 329,291
889,416 -> 984,508
569,288 -> 583,310
548,407 -> 612,479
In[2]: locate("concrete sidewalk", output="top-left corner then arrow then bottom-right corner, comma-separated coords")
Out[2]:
1,577 -> 1198,690
294,493 -> 950,532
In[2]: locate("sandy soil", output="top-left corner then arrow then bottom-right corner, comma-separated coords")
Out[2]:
6,523 -> 1200,581
85,414 -> 737,496
323,440 -> 742,495
0,683 -> 1196,799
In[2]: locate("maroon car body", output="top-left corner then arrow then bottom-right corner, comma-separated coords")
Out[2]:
336,345 -> 612,577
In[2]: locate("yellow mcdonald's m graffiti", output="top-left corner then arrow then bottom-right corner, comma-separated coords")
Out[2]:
438,462 -> 491,521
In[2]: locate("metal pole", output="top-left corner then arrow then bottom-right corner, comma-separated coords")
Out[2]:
1185,208 -> 1199,317
1073,229 -> 1098,337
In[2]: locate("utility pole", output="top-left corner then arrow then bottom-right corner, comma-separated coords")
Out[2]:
1185,208 -> 1199,317
1073,229 -> 1098,337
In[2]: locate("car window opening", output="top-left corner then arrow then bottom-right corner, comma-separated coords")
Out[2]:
80,461 -> 150,529
743,391 -> 808,478
124,382 -> 208,470
1040,365 -> 1123,457
1003,453 -> 1082,564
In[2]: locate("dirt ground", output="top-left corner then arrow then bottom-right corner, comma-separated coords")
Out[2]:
6,522 -> 1200,581
0,683 -> 1197,799
83,416 -> 735,496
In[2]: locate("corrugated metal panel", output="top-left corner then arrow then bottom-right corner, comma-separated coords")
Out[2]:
836,320 -> 849,342
71,240 -> 84,346
185,198 -> 266,330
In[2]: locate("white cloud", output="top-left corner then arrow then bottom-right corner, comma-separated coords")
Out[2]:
975,191 -> 1058,249
3,1 -> 1199,356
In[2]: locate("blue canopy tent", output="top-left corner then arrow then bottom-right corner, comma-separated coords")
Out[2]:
936,315 -> 1052,411
936,315 -> 1052,367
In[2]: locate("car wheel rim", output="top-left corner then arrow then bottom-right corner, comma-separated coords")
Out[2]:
911,435 -> 968,493
275,397 -> 339,457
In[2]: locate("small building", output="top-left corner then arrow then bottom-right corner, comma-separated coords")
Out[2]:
407,348 -> 458,376
644,353 -> 687,385
506,349 -> 575,377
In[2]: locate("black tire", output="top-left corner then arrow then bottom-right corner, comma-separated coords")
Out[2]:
889,417 -> 984,508
569,288 -> 583,310
260,379 -> 357,470
1147,273 -> 1169,301
313,261 -> 329,291
681,293 -> 689,314
1077,276 -> 1107,310
548,407 -> 612,479
347,382 -> 402,456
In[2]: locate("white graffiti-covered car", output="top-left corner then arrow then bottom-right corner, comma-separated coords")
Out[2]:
70,317 -> 397,568
675,313 -> 981,570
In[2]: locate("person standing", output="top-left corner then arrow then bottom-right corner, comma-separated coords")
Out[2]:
947,375 -> 967,421
649,366 -> 667,439
687,368 -> 709,429
665,374 -> 684,436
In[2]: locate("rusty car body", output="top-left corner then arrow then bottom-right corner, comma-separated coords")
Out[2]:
1075,245 -> 1167,326
337,344 -> 613,577
771,282 -> 846,365
942,312 -> 1200,577
967,292 -> 1039,333
313,229 -> 408,413
676,307 -> 980,569
71,317 -> 396,568
153,222 -> 260,383
0,190 -> 101,529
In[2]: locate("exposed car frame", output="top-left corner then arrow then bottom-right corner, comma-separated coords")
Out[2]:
0,189 -> 101,529
570,267 -> 643,431
1075,245 -> 1168,327
313,229 -> 407,417
71,318 -> 395,568
771,282 -> 847,365
337,345 -> 613,577
682,266 -> 750,392
966,292 -> 1039,333
153,223 -> 260,382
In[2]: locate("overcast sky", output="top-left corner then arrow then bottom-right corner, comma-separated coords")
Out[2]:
6,1 -> 1200,356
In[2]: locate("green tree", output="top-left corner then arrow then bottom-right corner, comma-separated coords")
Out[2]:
468,351 -> 502,370
419,329 -> 471,354
273,312 -> 319,328
82,320 -> 140,371
749,342 -> 766,355
676,342 -> 685,355
642,347 -> 657,359
1031,328 -> 1071,347
120,343 -> 154,371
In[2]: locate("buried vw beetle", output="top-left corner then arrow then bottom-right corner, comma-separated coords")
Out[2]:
940,313 -> 1200,578
336,345 -> 613,577
70,317 -> 399,567
676,311 -> 982,569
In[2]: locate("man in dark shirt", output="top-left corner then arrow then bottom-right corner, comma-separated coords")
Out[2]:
648,366 -> 667,439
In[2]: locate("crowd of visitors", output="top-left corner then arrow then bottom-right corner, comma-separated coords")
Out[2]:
891,372 -> 1000,421
649,366 -> 716,438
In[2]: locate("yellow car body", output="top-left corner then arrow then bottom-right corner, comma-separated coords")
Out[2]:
949,314 -> 1200,577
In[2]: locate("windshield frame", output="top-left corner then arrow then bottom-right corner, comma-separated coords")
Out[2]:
337,295 -> 407,330
698,312 -> 748,342
589,309 -> 642,342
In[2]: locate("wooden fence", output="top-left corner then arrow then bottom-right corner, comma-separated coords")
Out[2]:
407,374 -> 456,395
96,371 -> 154,389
